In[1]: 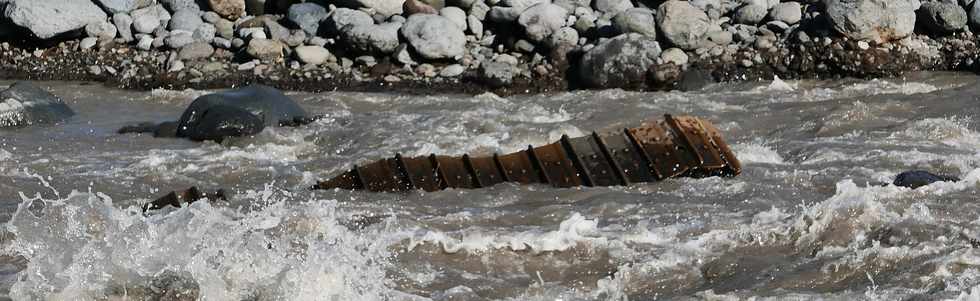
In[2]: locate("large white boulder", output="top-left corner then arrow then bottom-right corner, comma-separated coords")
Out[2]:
400,14 -> 466,60
825,0 -> 917,43
578,33 -> 662,88
656,1 -> 710,50
3,0 -> 108,39
518,3 -> 568,43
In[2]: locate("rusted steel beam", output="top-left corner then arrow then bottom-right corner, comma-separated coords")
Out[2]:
314,115 -> 741,192
142,187 -> 227,212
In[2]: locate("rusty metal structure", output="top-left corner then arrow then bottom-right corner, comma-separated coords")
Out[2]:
314,115 -> 741,192
143,187 -> 227,212
143,115 -> 740,212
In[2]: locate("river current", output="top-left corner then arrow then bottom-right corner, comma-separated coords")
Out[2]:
3,73 -> 980,300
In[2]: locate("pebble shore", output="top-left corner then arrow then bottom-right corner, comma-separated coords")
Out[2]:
0,0 -> 978,94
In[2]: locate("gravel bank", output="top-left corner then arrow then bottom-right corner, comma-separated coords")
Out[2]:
0,0 -> 978,94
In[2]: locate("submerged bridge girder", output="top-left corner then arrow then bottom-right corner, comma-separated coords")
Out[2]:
143,114 -> 742,212
315,114 -> 741,192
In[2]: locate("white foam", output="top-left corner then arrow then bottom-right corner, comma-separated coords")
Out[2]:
147,88 -> 210,103
670,177 -> 747,197
621,219 -> 677,245
636,92 -> 747,111
3,188 -> 402,300
546,124 -> 585,142
911,167 -> 980,194
464,95 -> 573,124
408,213 -> 604,254
510,104 -> 573,124
408,130 -> 507,157
732,142 -> 785,164
764,75 -> 797,92
753,78 -> 943,106
890,117 -> 980,150
611,178 -> 969,299
0,98 -> 28,127
952,286 -> 980,301
697,99 -> 748,112
799,149 -> 857,165
842,79 -> 939,95
125,128 -> 317,175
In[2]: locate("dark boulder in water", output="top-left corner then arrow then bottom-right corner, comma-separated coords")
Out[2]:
177,104 -> 266,141
893,170 -> 959,189
120,84 -> 312,142
178,85 -> 306,129
676,68 -> 715,91
0,82 -> 75,127
176,84 -> 307,141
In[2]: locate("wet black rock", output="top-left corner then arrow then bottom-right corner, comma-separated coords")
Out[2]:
108,270 -> 200,301
479,61 -> 515,87
175,84 -> 308,141
893,170 -> 959,189
119,85 -> 310,142
0,82 -> 75,128
676,68 -> 715,91
177,104 -> 266,141
646,62 -> 682,90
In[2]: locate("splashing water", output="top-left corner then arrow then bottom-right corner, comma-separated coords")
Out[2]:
4,187 -> 399,300
4,73 -> 980,299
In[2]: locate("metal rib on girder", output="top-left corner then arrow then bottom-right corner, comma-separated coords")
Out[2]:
314,115 -> 741,192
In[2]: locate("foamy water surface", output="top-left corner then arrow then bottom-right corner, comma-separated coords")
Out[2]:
3,72 -> 980,300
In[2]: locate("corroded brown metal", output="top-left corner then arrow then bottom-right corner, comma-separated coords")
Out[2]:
314,115 -> 741,192
142,187 -> 227,212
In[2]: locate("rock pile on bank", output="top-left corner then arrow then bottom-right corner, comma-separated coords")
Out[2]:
0,0 -> 979,90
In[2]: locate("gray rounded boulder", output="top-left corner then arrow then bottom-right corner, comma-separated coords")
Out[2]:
480,62 -> 516,87
0,82 -> 75,128
160,0 -> 200,11
208,0 -> 246,19
440,6 -> 467,29
3,0 -> 108,39
972,1 -> 980,29
95,0 -> 154,14
287,3 -> 329,36
613,8 -> 657,38
321,7 -> 373,37
918,1 -> 968,35
400,14 -> 466,60
342,22 -> 401,54
518,3 -> 569,43
352,0 -> 406,17
131,4 -> 172,34
170,9 -> 204,32
656,1 -> 710,50
825,0 -> 917,43
594,0 -> 633,14
733,4 -> 768,25
768,2 -> 802,25
578,33 -> 662,89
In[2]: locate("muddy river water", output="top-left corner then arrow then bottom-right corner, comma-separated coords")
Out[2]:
4,73 -> 980,300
